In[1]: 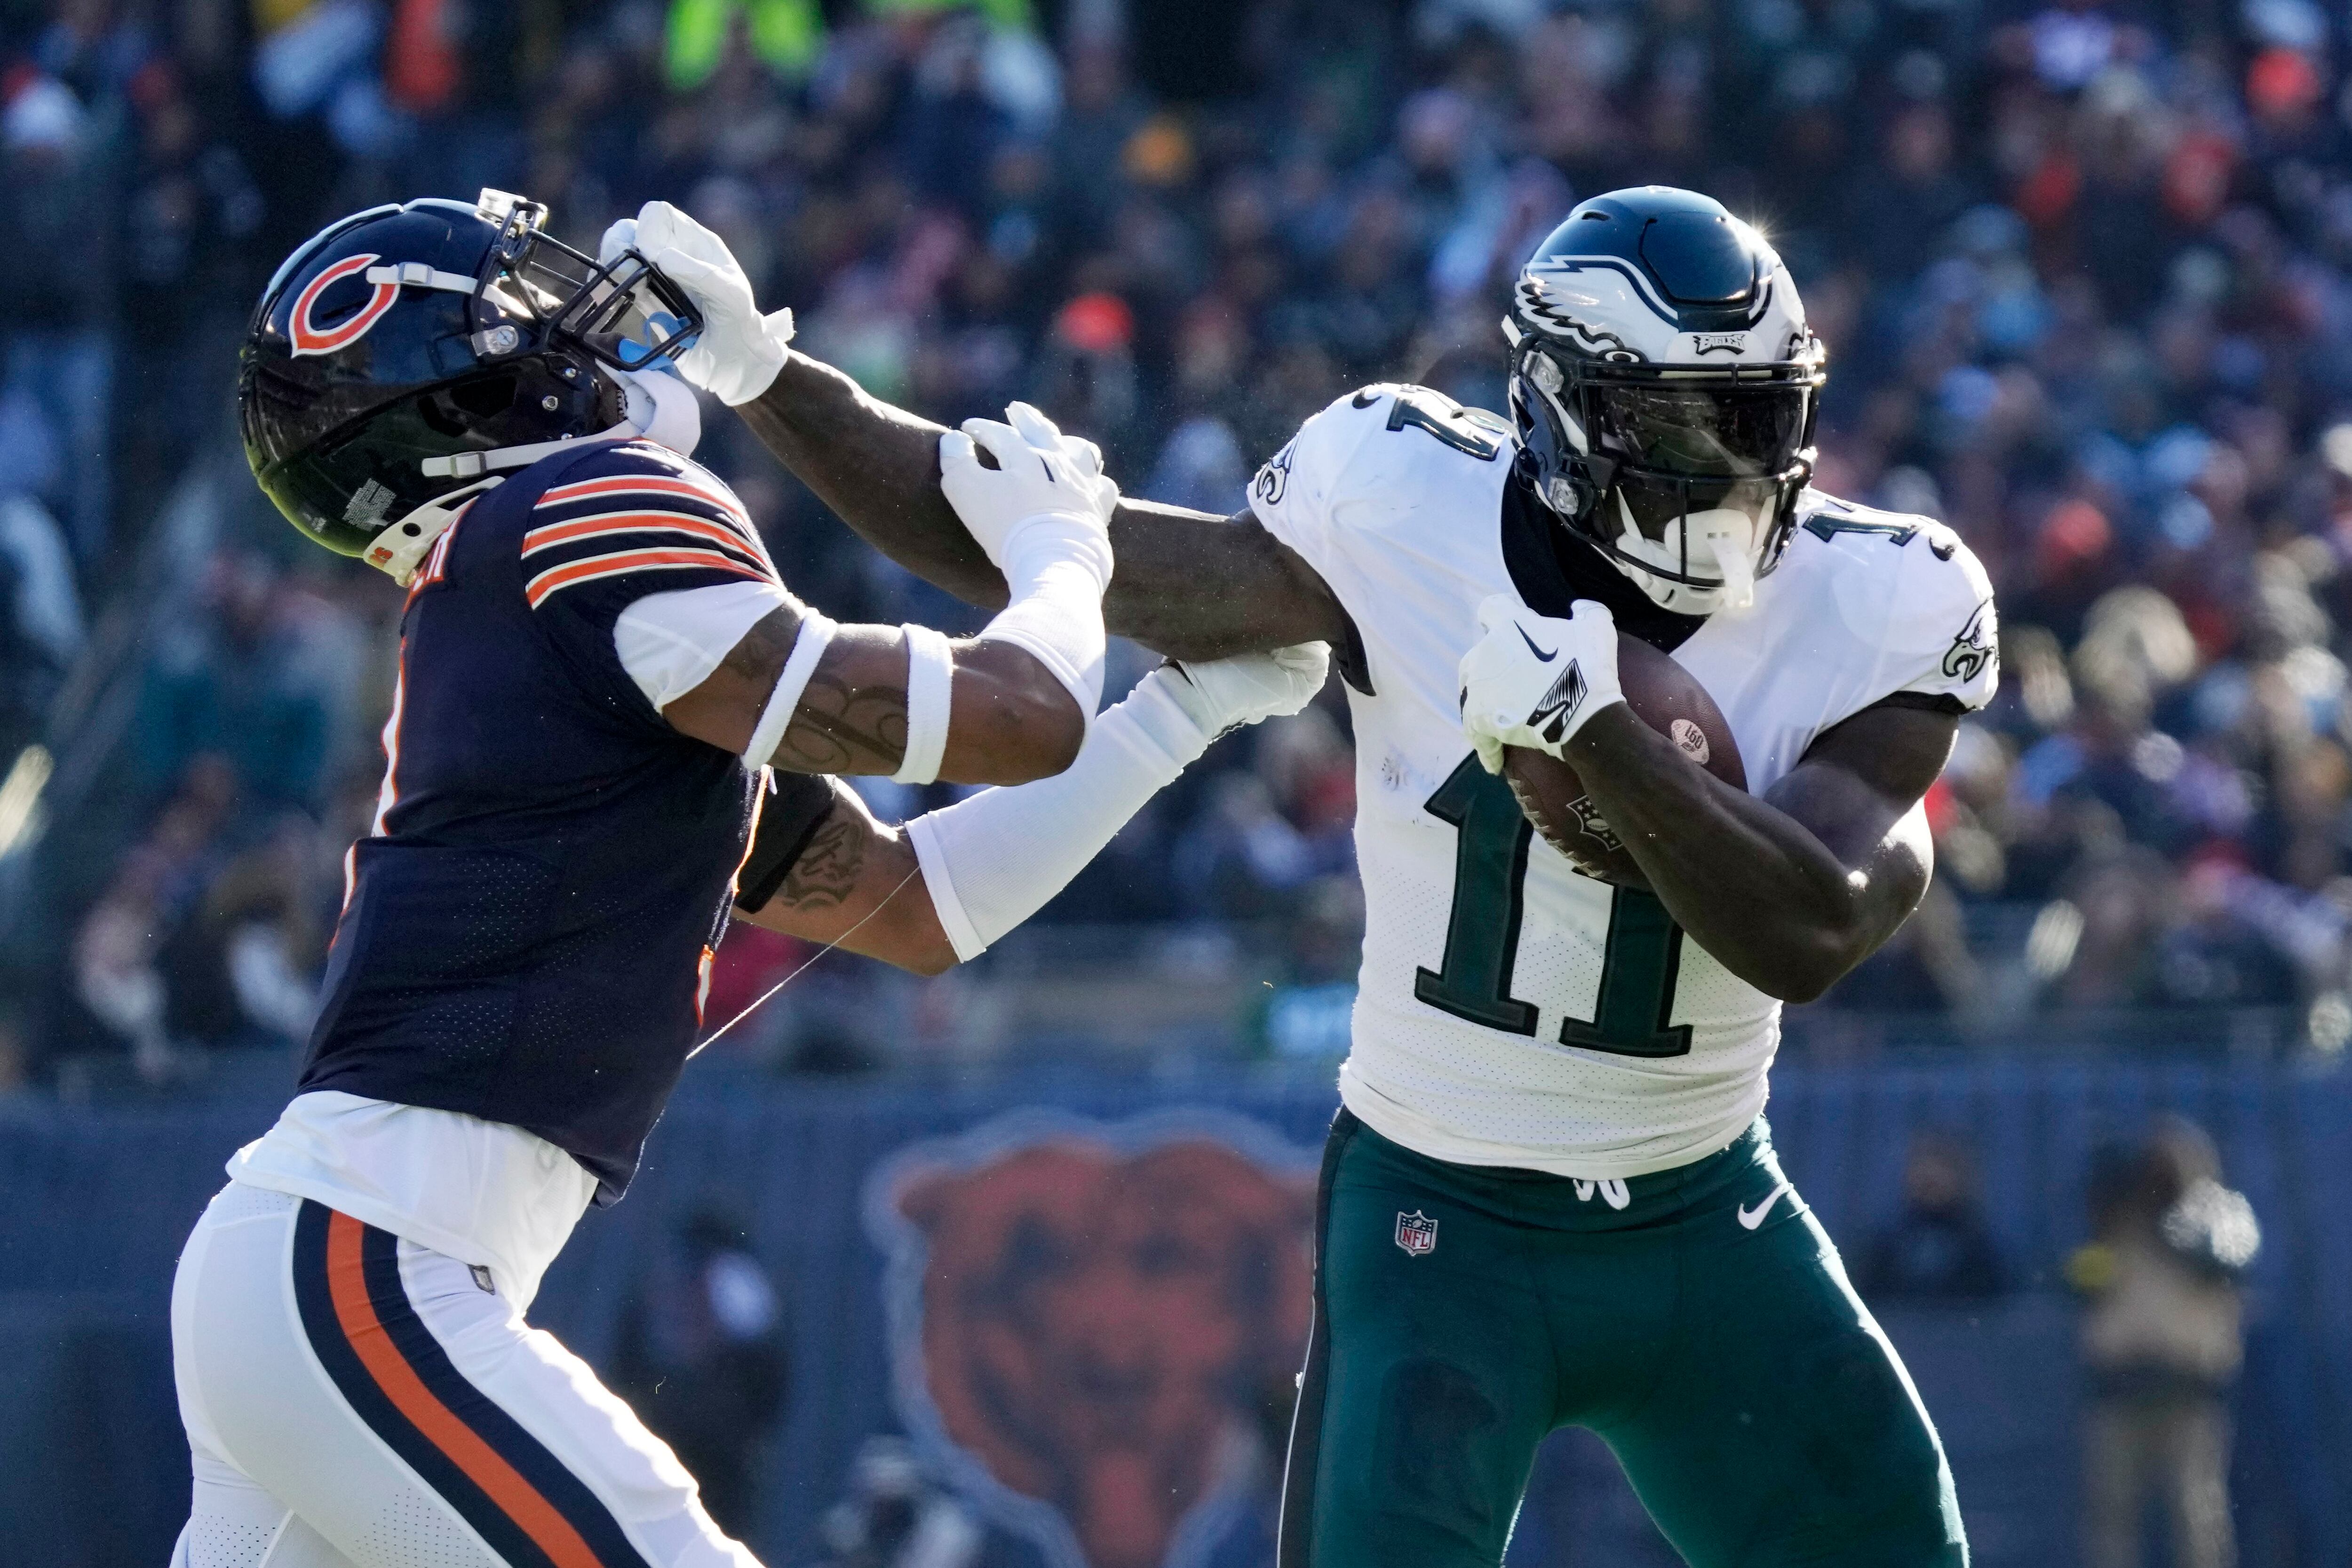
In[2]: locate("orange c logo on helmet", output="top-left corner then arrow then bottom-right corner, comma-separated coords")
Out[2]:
289,253 -> 400,358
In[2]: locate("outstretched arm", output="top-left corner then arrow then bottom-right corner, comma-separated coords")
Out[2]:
733,351 -> 994,603
736,645 -> 1331,977
605,199 -> 1343,659
736,353 -> 1346,660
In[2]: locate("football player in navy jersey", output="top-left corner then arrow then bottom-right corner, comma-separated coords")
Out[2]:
169,190 -> 1328,1568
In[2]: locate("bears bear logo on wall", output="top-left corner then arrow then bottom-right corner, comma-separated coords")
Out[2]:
866,1111 -> 1317,1568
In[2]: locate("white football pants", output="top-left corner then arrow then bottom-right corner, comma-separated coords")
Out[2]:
168,1181 -> 761,1568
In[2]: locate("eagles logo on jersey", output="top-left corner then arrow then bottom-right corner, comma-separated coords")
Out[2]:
1944,598 -> 1998,685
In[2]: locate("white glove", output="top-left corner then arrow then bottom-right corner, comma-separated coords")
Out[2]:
600,202 -> 795,405
938,400 -> 1118,574
1458,594 -> 1624,774
1160,643 -> 1332,744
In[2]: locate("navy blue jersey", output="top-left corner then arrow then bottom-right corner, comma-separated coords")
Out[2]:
302,438 -> 833,1202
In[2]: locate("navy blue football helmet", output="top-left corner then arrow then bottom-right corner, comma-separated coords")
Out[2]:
239,191 -> 704,575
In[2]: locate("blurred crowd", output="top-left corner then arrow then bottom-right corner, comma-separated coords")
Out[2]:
20,0 -> 2352,1082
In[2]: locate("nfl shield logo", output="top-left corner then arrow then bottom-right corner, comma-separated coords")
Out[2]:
1394,1210 -> 1438,1257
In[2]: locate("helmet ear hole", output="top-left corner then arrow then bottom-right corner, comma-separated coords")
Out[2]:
413,372 -> 519,437
445,374 -> 517,420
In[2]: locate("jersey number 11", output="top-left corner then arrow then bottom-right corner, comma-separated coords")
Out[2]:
1413,756 -> 1692,1058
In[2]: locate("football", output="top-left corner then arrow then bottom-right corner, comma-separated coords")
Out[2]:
1502,633 -> 1747,889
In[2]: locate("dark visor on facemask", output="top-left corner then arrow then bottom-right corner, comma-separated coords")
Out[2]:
1583,381 -> 1812,480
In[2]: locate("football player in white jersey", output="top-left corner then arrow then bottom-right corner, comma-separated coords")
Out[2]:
648,185 -> 1992,1565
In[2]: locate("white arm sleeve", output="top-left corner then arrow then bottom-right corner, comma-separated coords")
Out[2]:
972,516 -> 1113,720
906,669 -> 1209,962
612,581 -> 794,710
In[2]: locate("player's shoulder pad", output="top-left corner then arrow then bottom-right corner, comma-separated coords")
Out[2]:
1789,491 -> 1987,593
1251,383 -> 1515,520
516,438 -> 777,611
1789,490 -> 1997,706
537,435 -> 730,493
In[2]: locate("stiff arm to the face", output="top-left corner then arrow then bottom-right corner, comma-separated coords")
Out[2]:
639,200 -> 1963,1003
604,198 -> 1337,662
731,350 -> 1350,661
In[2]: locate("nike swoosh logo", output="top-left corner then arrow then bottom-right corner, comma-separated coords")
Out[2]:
1516,624 -> 1558,662
1737,1182 -> 1792,1230
1527,661 -> 1589,743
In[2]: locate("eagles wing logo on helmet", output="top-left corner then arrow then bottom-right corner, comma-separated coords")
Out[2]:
1513,275 -> 1642,363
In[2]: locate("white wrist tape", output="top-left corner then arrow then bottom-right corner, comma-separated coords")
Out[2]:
892,623 -> 954,784
974,515 -> 1112,720
742,612 -> 836,769
907,669 -> 1203,963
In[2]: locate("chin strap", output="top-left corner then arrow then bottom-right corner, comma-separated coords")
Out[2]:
362,477 -> 502,584
377,370 -> 704,582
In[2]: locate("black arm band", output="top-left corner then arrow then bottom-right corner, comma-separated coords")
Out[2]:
1866,690 -> 1969,716
735,772 -> 850,913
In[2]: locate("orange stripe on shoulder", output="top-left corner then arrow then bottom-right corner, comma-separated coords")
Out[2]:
537,473 -> 752,526
519,510 -> 762,560
322,1212 -> 610,1568
523,547 -> 771,608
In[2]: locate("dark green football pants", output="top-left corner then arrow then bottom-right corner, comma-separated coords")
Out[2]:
1277,1111 -> 1967,1567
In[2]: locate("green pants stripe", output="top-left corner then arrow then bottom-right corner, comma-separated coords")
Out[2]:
1277,1111 -> 1968,1567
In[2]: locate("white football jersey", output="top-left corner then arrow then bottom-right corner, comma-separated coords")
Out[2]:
1251,386 -> 1998,1179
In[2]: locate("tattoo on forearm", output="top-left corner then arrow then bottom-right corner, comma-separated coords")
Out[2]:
775,669 -> 909,774
775,810 -> 868,912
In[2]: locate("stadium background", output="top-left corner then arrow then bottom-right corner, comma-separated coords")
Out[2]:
6,0 -> 2352,1562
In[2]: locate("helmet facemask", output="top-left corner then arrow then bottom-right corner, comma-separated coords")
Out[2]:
470,191 -> 704,372
1507,317 -> 1823,617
